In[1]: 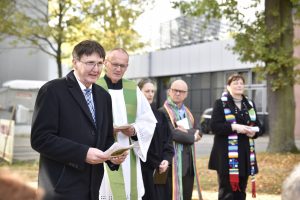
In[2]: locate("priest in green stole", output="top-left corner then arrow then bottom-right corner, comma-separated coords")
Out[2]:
97,48 -> 157,200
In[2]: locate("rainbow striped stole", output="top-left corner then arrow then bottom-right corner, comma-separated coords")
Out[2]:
163,100 -> 203,200
221,92 -> 257,198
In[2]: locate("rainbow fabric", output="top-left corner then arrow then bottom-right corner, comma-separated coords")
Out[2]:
221,92 -> 257,198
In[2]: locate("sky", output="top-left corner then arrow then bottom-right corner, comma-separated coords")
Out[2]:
134,1 -> 180,50
134,0 -> 264,51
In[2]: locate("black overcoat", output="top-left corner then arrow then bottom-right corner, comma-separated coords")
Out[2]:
208,94 -> 263,177
31,71 -> 115,200
141,105 -> 174,200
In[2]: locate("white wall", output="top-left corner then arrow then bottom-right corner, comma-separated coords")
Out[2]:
0,0 -> 58,84
0,39 -> 55,85
126,39 -> 254,79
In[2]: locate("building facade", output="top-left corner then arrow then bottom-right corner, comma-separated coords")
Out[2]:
126,39 -> 269,132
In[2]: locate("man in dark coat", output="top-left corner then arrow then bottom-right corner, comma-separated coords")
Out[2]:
159,80 -> 203,200
31,40 -> 126,200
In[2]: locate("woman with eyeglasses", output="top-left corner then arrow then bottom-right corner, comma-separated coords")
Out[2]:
138,78 -> 174,200
208,73 -> 263,200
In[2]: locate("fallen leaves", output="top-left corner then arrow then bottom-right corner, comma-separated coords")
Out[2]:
196,152 -> 300,195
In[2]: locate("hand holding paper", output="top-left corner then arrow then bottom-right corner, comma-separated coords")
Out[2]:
104,142 -> 135,157
113,123 -> 136,137
250,126 -> 259,132
113,124 -> 132,130
176,117 -> 189,129
85,148 -> 110,164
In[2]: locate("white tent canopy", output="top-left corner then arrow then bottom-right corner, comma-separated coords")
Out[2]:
2,80 -> 46,90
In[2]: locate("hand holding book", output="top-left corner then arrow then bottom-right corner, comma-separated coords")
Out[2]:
104,142 -> 135,157
113,123 -> 136,137
153,160 -> 169,184
153,167 -> 169,184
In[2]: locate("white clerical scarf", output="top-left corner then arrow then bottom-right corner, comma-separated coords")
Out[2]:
99,87 -> 157,200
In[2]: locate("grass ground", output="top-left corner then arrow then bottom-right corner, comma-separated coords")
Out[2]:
1,152 -> 300,199
197,152 -> 300,195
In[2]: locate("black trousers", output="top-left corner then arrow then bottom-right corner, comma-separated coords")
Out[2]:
182,175 -> 194,200
217,173 -> 248,200
167,175 -> 194,200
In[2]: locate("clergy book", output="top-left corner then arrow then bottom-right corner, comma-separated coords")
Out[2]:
153,168 -> 169,184
104,142 -> 135,157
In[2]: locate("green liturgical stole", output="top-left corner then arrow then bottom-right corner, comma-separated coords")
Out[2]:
97,78 -> 138,200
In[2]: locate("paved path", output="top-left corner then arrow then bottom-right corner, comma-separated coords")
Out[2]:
14,135 -> 39,161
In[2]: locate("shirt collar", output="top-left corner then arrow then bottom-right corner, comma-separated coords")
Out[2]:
104,74 -> 123,89
73,72 -> 92,91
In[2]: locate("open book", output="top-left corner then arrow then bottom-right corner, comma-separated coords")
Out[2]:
104,142 -> 135,157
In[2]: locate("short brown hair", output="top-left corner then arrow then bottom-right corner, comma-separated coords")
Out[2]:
72,40 -> 105,60
227,74 -> 245,85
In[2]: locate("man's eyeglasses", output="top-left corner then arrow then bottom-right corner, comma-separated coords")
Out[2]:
107,60 -> 128,69
79,60 -> 104,69
170,88 -> 187,94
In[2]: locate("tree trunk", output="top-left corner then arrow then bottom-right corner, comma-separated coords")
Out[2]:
57,2 -> 63,78
57,55 -> 62,78
56,43 -> 62,78
265,0 -> 297,152
293,18 -> 300,139
267,77 -> 297,152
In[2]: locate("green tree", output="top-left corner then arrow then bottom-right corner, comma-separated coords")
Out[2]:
0,0 -> 16,41
174,0 -> 300,152
2,0 -> 148,78
85,0 -> 146,51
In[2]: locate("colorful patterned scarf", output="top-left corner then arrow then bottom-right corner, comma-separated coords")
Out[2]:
221,92 -> 257,198
163,97 -> 203,200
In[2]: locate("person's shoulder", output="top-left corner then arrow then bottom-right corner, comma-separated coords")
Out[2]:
158,106 -> 168,116
151,105 -> 162,116
156,108 -> 167,118
215,98 -> 222,104
40,77 -> 66,90
158,105 -> 166,112
184,104 -> 192,110
122,78 -> 136,84
210,98 -> 223,110
122,78 -> 137,87
94,84 -> 110,97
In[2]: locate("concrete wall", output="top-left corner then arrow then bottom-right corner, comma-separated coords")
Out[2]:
0,39 -> 52,86
126,39 -> 253,78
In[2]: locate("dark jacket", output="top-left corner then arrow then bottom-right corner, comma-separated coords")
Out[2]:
208,94 -> 263,176
31,71 -> 116,200
159,106 -> 201,176
141,105 -> 174,170
141,105 -> 174,200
